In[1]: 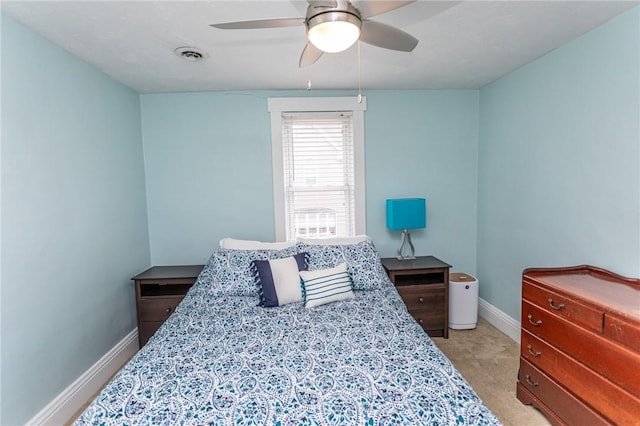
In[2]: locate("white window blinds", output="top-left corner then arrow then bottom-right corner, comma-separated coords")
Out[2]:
281,112 -> 355,240
268,96 -> 366,242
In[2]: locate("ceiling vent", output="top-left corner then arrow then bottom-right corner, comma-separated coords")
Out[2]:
175,47 -> 207,62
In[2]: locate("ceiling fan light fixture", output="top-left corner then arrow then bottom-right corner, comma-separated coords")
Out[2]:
307,11 -> 361,53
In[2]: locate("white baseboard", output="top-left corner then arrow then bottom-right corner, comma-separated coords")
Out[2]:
27,328 -> 138,426
478,297 -> 521,344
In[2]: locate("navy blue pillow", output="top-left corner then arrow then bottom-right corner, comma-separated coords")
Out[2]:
253,252 -> 308,307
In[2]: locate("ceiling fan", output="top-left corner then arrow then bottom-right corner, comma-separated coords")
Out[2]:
210,0 -> 419,67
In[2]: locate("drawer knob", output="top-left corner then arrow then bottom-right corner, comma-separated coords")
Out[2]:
547,298 -> 565,310
527,344 -> 542,357
165,307 -> 172,313
418,297 -> 424,303
418,319 -> 424,324
527,314 -> 542,327
525,374 -> 539,388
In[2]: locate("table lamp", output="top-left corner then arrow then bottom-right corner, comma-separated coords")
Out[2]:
386,198 -> 426,260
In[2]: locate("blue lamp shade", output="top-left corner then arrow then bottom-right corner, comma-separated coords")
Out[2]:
386,198 -> 426,230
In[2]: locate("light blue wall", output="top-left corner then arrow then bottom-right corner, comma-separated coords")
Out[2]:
141,91 -> 277,265
363,91 -> 479,272
477,7 -> 640,320
1,16 -> 150,425
2,5 -> 638,424
141,90 -> 480,273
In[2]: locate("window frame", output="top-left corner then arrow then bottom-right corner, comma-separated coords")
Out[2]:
268,96 -> 367,241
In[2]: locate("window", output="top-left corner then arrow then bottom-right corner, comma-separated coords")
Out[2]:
268,97 -> 366,241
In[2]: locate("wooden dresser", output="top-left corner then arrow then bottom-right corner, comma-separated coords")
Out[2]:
133,265 -> 204,347
517,265 -> 640,425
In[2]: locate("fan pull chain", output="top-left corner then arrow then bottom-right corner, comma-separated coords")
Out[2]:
357,40 -> 362,103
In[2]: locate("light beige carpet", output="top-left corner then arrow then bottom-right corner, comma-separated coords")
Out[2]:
433,317 -> 550,426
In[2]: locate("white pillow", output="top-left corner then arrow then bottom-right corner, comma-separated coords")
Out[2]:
219,238 -> 296,250
300,263 -> 355,308
296,235 -> 370,246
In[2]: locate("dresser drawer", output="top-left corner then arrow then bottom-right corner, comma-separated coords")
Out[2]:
522,300 -> 640,396
518,358 -> 609,426
604,311 -> 640,353
523,280 -> 603,333
138,296 -> 183,322
521,330 -> 640,425
396,284 -> 445,311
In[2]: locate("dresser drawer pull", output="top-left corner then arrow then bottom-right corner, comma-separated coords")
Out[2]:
418,319 -> 424,324
524,374 -> 539,387
165,307 -> 172,313
418,297 -> 424,303
547,298 -> 565,310
527,314 -> 542,327
527,344 -> 542,357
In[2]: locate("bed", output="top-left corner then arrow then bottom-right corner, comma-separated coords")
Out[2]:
75,238 -> 501,425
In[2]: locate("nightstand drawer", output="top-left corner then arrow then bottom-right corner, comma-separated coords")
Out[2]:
382,256 -> 451,339
396,284 -> 445,311
138,297 -> 183,322
138,321 -> 164,346
133,265 -> 203,348
411,309 -> 446,330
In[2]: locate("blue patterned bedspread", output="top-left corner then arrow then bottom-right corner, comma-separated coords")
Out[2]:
76,245 -> 500,425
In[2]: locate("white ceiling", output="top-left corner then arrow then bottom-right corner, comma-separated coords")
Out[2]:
2,1 -> 637,93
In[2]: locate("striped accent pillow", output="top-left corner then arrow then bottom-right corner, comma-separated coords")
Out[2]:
253,253 -> 308,307
300,263 -> 355,308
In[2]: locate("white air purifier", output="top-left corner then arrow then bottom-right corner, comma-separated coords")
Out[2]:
449,273 -> 479,330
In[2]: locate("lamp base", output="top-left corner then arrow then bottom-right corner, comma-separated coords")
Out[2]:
396,229 -> 416,260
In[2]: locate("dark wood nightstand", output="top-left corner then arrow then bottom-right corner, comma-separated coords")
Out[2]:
381,256 -> 451,338
132,265 -> 204,347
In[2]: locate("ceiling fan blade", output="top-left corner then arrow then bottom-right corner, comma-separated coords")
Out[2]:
353,0 -> 415,19
299,41 -> 324,67
210,18 -> 304,30
360,20 -> 418,52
